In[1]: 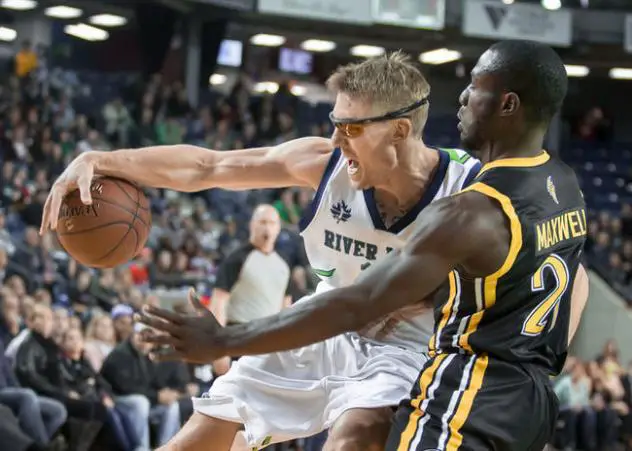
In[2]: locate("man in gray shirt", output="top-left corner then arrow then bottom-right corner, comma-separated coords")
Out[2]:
210,205 -> 292,376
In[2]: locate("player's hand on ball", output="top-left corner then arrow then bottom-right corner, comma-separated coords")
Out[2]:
136,288 -> 225,364
40,153 -> 96,234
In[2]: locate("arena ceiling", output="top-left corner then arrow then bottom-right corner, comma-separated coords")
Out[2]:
2,0 -> 631,68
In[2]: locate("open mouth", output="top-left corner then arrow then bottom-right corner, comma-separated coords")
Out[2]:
347,159 -> 359,175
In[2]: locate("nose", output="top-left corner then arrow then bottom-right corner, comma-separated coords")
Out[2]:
331,127 -> 344,148
458,88 -> 469,107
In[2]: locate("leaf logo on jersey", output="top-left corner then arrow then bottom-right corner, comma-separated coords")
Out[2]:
547,176 -> 559,205
331,200 -> 351,223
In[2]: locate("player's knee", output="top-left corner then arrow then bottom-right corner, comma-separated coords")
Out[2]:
325,413 -> 390,451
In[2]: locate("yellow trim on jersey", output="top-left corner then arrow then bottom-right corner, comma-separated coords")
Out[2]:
477,151 -> 550,177
447,354 -> 489,450
397,354 -> 449,451
428,271 -> 458,355
457,182 -> 523,352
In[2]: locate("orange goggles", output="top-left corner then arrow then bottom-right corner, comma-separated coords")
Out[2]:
329,97 -> 429,139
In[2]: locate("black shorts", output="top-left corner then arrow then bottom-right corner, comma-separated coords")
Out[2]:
386,353 -> 558,451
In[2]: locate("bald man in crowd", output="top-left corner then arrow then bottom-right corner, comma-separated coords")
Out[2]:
209,205 -> 293,376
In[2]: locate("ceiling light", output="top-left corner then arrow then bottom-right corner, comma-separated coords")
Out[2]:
290,85 -> 307,96
419,48 -> 461,65
45,5 -> 82,19
541,0 -> 561,10
89,14 -> 127,27
609,68 -> 632,80
253,81 -> 279,94
300,39 -> 335,53
209,73 -> 226,85
502,0 -> 514,3
350,45 -> 385,58
564,65 -> 589,77
0,26 -> 16,41
64,23 -> 108,42
1,0 -> 36,10
250,34 -> 285,47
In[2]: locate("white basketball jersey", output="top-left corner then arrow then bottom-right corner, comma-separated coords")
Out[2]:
300,147 -> 481,353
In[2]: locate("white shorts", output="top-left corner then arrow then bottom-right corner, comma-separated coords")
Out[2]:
193,332 -> 428,447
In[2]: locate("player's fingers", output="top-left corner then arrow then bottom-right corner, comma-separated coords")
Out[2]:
188,288 -> 211,316
149,348 -> 183,362
135,311 -> 181,335
141,304 -> 185,325
39,193 -> 53,235
48,186 -> 64,231
139,329 -> 180,347
77,172 -> 93,205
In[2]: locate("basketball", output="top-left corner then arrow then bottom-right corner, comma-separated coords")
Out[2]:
55,177 -> 151,268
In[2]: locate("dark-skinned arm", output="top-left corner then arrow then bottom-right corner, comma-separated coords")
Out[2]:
211,190 -> 507,357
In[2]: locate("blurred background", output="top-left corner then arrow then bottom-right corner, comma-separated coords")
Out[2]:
0,0 -> 631,449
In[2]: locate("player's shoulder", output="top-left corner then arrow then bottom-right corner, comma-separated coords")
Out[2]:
277,137 -> 336,189
437,147 -> 474,164
436,147 -> 481,191
283,136 -> 334,156
440,147 -> 479,166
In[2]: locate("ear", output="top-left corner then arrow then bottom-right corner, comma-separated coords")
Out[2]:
500,92 -> 520,117
393,119 -> 412,142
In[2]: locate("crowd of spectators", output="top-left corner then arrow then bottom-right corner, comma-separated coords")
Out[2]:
552,340 -> 632,451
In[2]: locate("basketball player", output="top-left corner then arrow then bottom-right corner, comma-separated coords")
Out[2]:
137,40 -> 590,450
40,53 -> 482,450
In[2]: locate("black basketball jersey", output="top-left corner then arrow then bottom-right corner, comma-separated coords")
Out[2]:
428,151 -> 586,376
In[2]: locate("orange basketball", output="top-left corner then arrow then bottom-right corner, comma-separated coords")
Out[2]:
56,177 -> 152,268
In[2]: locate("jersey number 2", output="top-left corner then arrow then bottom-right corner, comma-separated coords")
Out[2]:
521,254 -> 570,337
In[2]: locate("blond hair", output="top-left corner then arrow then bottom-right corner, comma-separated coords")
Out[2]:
326,51 -> 430,137
85,313 -> 115,345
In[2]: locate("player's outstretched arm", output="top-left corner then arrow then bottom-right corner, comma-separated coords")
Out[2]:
137,191 -> 507,362
40,137 -> 333,232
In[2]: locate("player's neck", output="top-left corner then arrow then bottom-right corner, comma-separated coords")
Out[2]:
482,128 -> 547,163
373,141 -> 438,211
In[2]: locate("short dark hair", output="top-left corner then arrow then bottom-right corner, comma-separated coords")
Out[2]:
485,40 -> 567,124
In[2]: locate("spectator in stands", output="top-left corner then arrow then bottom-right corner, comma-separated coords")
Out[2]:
58,327 -> 136,450
5,310 -> 31,362
102,98 -> 132,147
210,204 -> 291,376
156,116 -> 184,146
574,106 -> 611,142
51,306 -> 69,346
15,40 -> 37,80
554,359 -> 595,449
0,289 -> 20,346
83,313 -> 115,372
100,323 -> 181,449
587,360 -> 622,449
0,337 -> 66,448
0,210 -> 15,256
68,269 -> 99,311
14,304 -> 59,397
153,356 -> 196,425
599,340 -> 624,374
273,188 -> 301,227
111,304 -> 134,344
14,304 -> 110,450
